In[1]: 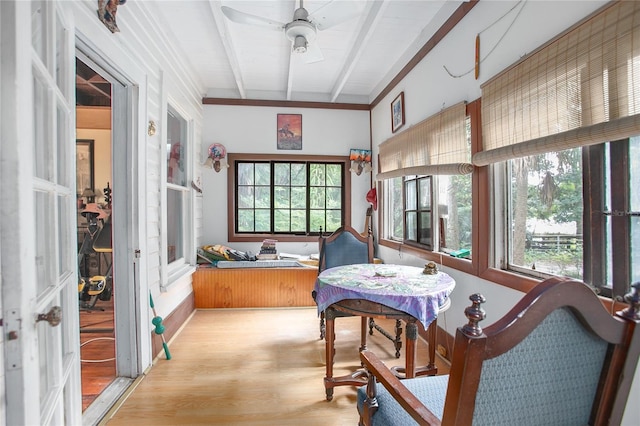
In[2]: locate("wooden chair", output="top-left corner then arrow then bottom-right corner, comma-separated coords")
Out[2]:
357,277 -> 640,426
313,225 -> 374,340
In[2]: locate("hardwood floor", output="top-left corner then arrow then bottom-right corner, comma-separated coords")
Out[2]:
80,293 -> 116,411
101,307 -> 449,425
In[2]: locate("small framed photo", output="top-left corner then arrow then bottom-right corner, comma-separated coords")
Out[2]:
277,114 -> 302,150
391,92 -> 405,133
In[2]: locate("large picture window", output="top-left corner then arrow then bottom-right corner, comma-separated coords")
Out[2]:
505,148 -> 583,279
231,155 -> 348,239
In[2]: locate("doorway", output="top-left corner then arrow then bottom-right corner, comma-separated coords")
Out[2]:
76,57 -> 116,411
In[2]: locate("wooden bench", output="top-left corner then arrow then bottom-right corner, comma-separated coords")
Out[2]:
192,265 -> 318,308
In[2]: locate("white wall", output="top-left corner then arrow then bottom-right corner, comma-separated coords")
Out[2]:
201,104 -> 372,255
370,1 -> 638,423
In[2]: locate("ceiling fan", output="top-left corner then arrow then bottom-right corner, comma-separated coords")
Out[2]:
221,0 -> 360,63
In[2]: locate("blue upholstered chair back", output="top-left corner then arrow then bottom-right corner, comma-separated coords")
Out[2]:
321,229 -> 371,271
472,307 -> 608,426
357,278 -> 640,426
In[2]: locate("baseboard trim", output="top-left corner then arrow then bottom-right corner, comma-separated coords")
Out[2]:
151,291 -> 195,359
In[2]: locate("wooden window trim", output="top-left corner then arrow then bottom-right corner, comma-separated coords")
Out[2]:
227,153 -> 352,243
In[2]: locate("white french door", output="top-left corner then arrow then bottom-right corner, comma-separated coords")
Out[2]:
1,1 -> 81,424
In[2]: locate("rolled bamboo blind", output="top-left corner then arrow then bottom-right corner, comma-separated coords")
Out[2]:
477,1 -> 640,166
377,102 -> 470,180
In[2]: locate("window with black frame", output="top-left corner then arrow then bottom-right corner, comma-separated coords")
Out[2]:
404,175 -> 433,249
235,160 -> 345,235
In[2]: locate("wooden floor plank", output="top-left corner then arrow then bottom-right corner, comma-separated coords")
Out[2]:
103,308 -> 449,425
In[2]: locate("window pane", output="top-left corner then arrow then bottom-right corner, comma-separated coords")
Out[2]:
310,164 -> 325,186
630,136 -> 640,211
274,187 -> 290,208
291,210 -> 306,232
419,212 -> 432,246
508,149 -> 583,279
291,187 -> 306,208
274,209 -> 290,232
291,164 -> 306,186
167,188 -> 183,262
255,186 -> 270,209
255,164 -> 271,185
238,209 -> 254,232
406,212 -> 417,241
237,187 -> 254,209
310,187 -> 325,209
326,164 -> 341,185
166,109 -> 186,187
326,210 -> 342,232
255,209 -> 270,232
238,163 -> 254,185
326,187 -> 342,209
405,180 -> 416,210
629,136 -> 640,283
419,179 -> 431,209
34,75 -> 53,181
632,217 -> 640,284
310,210 -> 326,233
438,174 -> 472,254
388,178 -> 403,240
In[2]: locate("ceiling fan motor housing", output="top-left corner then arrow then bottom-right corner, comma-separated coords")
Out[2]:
285,13 -> 317,54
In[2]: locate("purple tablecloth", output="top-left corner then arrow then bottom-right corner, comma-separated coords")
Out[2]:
314,263 -> 455,329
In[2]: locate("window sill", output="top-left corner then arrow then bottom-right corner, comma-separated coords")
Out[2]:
228,233 -> 324,243
379,238 -> 474,275
161,263 -> 196,292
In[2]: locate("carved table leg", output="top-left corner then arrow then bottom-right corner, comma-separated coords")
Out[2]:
405,319 -> 417,378
319,311 -> 326,340
391,319 -> 417,379
414,318 -> 438,377
394,320 -> 403,358
360,316 -> 368,352
324,308 -> 336,401
322,307 -> 369,401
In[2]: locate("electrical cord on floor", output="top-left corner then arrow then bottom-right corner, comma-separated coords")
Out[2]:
80,337 -> 116,363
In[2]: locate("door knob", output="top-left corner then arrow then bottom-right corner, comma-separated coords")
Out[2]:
37,306 -> 62,327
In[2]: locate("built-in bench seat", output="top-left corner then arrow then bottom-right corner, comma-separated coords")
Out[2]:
192,264 -> 318,308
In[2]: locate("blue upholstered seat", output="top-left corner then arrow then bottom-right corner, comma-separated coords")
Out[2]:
357,374 -> 449,426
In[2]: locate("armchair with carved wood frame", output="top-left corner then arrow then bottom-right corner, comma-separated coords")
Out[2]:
358,277 -> 640,426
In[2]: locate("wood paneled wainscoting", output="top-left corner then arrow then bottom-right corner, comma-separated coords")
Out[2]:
192,266 -> 318,308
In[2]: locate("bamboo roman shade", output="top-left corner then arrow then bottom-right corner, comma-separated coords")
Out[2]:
377,102 -> 471,180
475,1 -> 640,166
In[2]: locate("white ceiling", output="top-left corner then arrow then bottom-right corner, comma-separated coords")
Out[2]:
152,0 -> 468,105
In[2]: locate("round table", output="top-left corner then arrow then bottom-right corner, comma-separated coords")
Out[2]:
314,263 -> 455,400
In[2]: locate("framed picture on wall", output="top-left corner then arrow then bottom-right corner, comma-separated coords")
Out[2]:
391,92 -> 405,133
76,139 -> 95,196
277,114 -> 302,150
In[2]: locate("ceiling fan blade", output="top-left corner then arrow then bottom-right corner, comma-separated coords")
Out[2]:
304,42 -> 324,64
221,6 -> 285,31
309,0 -> 361,31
